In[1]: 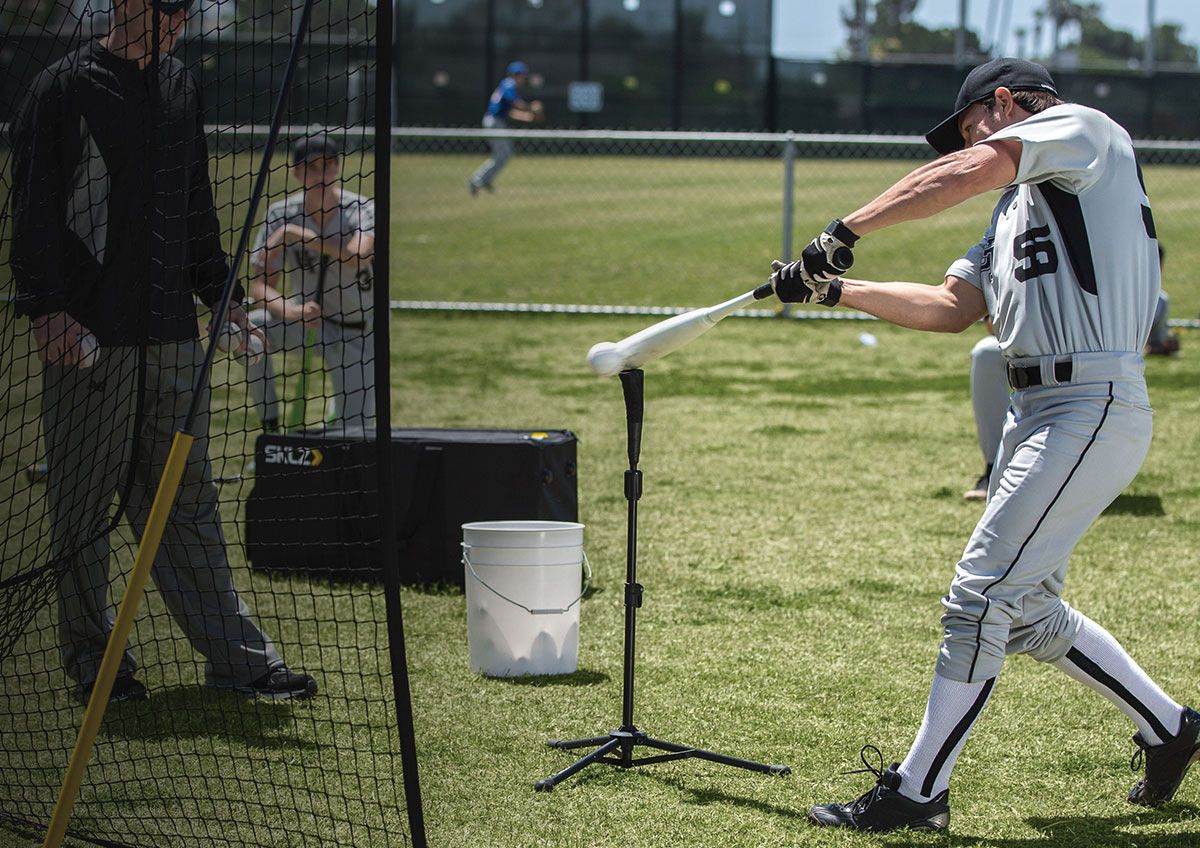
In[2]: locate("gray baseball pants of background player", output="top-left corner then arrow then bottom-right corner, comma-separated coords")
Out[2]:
246,306 -> 376,430
470,114 -> 512,190
969,335 -> 1008,471
43,340 -> 283,689
938,352 -> 1150,682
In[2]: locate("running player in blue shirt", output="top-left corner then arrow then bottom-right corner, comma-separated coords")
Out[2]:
469,61 -> 544,196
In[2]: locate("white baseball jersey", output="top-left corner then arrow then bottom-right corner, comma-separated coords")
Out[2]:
251,190 -> 376,327
946,103 -> 1159,358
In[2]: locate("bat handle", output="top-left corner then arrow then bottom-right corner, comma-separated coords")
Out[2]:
753,281 -> 775,300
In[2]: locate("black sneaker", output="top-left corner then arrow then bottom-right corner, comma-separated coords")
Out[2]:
808,746 -> 950,833
963,464 -> 992,502
1128,706 -> 1200,807
73,675 -> 149,706
222,668 -> 317,701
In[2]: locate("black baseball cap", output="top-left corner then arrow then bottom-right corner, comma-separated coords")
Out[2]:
291,134 -> 342,167
925,58 -> 1058,156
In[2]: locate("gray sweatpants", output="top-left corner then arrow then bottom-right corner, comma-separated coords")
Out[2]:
470,114 -> 513,189
938,353 -> 1151,682
43,340 -> 282,688
246,307 -> 375,431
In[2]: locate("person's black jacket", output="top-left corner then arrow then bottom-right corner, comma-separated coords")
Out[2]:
9,39 -> 243,344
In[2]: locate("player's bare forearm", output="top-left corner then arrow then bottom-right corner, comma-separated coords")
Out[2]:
837,276 -> 987,333
843,141 -> 1020,237
249,272 -> 287,318
313,233 -> 373,266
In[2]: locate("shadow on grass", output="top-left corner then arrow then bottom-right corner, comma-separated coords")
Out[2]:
647,773 -> 805,821
1103,493 -> 1166,517
99,686 -> 317,750
491,668 -> 609,687
940,807 -> 1200,847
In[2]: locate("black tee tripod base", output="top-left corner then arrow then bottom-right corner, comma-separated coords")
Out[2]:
534,368 -> 790,792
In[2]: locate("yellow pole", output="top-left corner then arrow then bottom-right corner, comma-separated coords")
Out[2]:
41,432 -> 196,848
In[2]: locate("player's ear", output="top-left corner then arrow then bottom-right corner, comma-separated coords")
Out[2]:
993,87 -> 1015,117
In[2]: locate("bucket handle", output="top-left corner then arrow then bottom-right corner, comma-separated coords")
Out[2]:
461,544 -> 592,616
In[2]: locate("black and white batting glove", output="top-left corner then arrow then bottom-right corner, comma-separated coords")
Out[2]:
802,219 -> 859,282
769,260 -> 843,306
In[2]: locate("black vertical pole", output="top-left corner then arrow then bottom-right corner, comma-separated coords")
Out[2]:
671,0 -> 683,130
764,57 -> 777,132
764,0 -> 776,131
485,0 -> 497,100
618,369 -> 644,737
579,0 -> 590,129
375,0 -> 427,844
392,0 -> 401,127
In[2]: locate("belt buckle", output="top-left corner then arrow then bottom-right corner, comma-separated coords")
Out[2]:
1007,364 -> 1028,390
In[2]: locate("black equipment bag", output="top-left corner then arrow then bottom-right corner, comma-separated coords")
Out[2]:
244,428 -> 578,585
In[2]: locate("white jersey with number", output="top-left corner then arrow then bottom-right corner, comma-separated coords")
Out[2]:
946,103 -> 1159,358
251,190 -> 376,327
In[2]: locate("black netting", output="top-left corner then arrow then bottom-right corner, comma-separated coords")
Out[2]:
1,1 -> 415,846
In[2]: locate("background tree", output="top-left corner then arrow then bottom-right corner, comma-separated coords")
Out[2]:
842,0 -> 985,59
1064,3 -> 1197,68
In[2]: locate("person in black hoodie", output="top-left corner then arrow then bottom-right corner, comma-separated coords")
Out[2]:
10,0 -> 316,703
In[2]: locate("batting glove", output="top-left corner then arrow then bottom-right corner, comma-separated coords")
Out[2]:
769,260 -> 843,306
803,219 -> 859,281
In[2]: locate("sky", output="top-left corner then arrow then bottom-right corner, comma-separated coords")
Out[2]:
773,0 -> 1200,61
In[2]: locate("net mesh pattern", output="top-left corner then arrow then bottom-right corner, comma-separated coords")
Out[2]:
0,1 -> 410,846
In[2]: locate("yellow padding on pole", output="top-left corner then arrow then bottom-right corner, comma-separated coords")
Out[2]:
41,432 -> 196,848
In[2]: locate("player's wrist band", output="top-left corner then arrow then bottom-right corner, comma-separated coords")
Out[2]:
821,280 -> 842,307
826,219 -> 860,247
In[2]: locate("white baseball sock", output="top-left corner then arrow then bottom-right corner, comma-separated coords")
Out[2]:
1053,616 -> 1183,745
896,673 -> 995,802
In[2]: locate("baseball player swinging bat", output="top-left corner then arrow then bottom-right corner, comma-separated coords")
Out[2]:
586,281 -> 776,377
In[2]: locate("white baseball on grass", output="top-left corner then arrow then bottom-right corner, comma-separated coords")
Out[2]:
587,341 -> 626,377
77,333 -> 99,369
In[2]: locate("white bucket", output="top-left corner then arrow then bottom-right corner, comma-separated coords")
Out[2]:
462,520 -> 589,677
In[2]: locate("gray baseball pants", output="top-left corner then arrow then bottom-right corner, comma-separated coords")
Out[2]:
938,353 -> 1151,683
246,308 -> 376,430
1147,291 -> 1171,348
43,340 -> 282,689
470,114 -> 512,189
969,334 -> 1009,467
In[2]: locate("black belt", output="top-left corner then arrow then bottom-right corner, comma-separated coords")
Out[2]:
1007,360 -> 1072,390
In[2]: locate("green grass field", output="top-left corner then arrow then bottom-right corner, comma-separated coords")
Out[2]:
3,151 -> 1200,847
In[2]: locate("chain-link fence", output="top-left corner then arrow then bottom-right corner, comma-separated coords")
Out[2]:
387,127 -> 1200,322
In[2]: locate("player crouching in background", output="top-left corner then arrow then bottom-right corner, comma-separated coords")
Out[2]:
245,135 -> 376,434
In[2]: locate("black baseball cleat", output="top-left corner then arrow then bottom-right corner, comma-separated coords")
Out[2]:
211,667 -> 318,700
241,668 -> 318,701
1128,705 -> 1200,807
963,468 -> 991,501
808,746 -> 950,833
73,675 -> 149,706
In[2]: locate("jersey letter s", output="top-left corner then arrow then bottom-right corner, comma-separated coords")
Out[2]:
1012,226 -> 1059,282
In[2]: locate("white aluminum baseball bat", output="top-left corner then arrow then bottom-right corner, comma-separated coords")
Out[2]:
587,282 -> 775,376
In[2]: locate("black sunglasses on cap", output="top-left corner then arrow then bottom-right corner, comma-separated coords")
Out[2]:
153,0 -> 196,14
